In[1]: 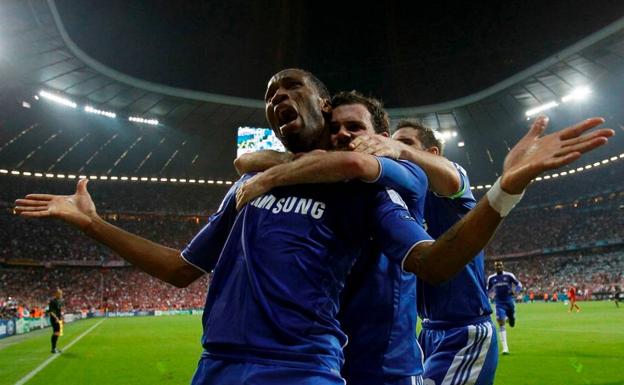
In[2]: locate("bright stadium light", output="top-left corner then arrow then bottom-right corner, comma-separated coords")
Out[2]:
160,178 -> 167,182
226,181 -> 233,185
11,170 -> 19,175
45,173 -> 54,178
535,177 -> 543,181
198,179 -> 206,184
129,116 -> 159,126
121,176 -> 128,181
85,106 -> 116,119
110,176 -> 118,180
189,179 -> 196,183
561,86 -> 591,103
0,169 -> 8,174
39,90 -> 77,108
68,174 -> 76,179
525,101 -> 558,117
140,177 -> 148,181
57,174 -> 65,179
23,171 -> 32,176
611,156 -> 618,161
458,141 -> 465,148
34,173 -> 43,177
568,169 -> 576,174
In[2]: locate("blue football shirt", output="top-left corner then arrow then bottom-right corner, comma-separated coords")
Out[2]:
340,157 -> 429,382
182,175 -> 432,372
419,163 -> 492,324
487,271 -> 522,303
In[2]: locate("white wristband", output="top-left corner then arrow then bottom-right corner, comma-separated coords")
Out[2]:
486,177 -> 524,217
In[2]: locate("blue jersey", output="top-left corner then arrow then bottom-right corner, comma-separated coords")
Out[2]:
487,271 -> 522,303
419,163 -> 492,324
182,175 -> 432,373
339,157 -> 428,382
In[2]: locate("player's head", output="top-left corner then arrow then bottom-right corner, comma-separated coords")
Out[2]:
265,68 -> 332,152
393,120 -> 445,155
494,261 -> 503,273
54,289 -> 63,298
329,90 -> 390,150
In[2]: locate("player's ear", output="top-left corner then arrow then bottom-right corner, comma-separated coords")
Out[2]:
320,98 -> 332,114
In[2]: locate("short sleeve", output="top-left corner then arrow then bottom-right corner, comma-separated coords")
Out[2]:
371,188 -> 433,269
180,175 -> 250,273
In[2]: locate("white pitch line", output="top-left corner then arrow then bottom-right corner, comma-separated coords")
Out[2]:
14,319 -> 105,385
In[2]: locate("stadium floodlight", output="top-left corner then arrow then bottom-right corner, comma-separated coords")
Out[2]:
485,184 -> 492,188
129,116 -> 159,126
46,173 -> 54,178
110,176 -> 119,180
593,162 -> 600,167
89,175 -> 98,179
568,170 -> 575,174
585,165 -> 592,169
22,101 -> 31,109
34,95 -> 39,100
535,176 -> 543,181
216,180 -> 224,184
85,106 -> 116,119
179,179 -> 187,183
68,174 -> 76,179
160,178 -> 167,182
476,185 -> 484,189
0,169 -> 8,174
560,171 -> 568,176
10,170 -> 19,175
470,186 -> 475,190
23,172 -> 32,176
451,131 -> 458,138
170,178 -> 177,182
150,177 -> 158,182
189,179 -> 196,183
207,180 -> 214,184
140,177 -> 148,181
99,176 -> 108,180
226,181 -> 233,185
198,179 -> 206,184
79,175 -> 87,179
34,173 -> 43,177
611,156 -> 618,161
525,101 -> 558,117
121,176 -> 128,181
561,86 -> 591,103
39,90 -> 77,108
552,173 -> 559,178
457,141 -> 465,147
620,153 -> 624,158
576,167 -> 583,172
57,174 -> 66,179
543,175 -> 551,180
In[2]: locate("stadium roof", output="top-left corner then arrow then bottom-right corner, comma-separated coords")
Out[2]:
0,0 -> 623,184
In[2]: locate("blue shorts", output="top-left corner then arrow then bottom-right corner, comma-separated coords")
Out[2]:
344,372 -> 423,385
495,301 -> 515,321
418,320 -> 498,385
190,356 -> 345,385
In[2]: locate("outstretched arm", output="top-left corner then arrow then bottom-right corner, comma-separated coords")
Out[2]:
14,180 -> 202,288
233,150 -> 295,175
235,150 -> 381,210
404,116 -> 613,283
349,135 -> 461,196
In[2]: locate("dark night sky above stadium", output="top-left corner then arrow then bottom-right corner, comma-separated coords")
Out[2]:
56,0 -> 624,107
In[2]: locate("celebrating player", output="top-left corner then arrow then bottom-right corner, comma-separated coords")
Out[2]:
487,261 -> 522,355
15,69 -> 614,384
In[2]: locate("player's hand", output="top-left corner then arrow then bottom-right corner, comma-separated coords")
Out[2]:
14,179 -> 98,230
236,173 -> 272,211
500,116 -> 614,194
349,135 -> 402,159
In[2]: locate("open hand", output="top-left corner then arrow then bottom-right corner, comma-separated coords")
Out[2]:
14,179 -> 98,230
236,174 -> 272,211
500,116 -> 614,194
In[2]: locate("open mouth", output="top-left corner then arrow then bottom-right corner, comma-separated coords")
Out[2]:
276,105 -> 298,131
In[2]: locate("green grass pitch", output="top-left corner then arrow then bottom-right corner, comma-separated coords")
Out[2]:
1,301 -> 622,385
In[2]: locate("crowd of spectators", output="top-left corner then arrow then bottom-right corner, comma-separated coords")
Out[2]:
486,249 -> 624,300
0,266 -> 210,318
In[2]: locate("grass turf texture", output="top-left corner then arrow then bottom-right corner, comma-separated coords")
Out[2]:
0,301 -> 622,385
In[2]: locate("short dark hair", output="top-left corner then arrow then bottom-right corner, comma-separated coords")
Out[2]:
395,119 -> 445,154
331,90 -> 390,134
289,68 -> 330,99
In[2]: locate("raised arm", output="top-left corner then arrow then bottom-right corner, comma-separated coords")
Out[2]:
235,150 -> 381,210
403,116 -> 613,284
14,179 -> 202,288
233,150 -> 295,175
349,134 -> 461,196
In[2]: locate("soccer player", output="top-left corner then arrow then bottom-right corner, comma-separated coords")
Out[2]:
15,69 -> 613,384
48,289 -> 63,354
236,90 -> 429,385
353,120 -> 498,384
487,261 -> 522,355
568,286 -> 581,312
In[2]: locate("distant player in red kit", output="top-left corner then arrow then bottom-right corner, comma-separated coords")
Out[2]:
568,286 -> 581,312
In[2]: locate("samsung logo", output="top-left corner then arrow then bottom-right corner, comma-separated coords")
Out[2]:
249,194 -> 326,219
